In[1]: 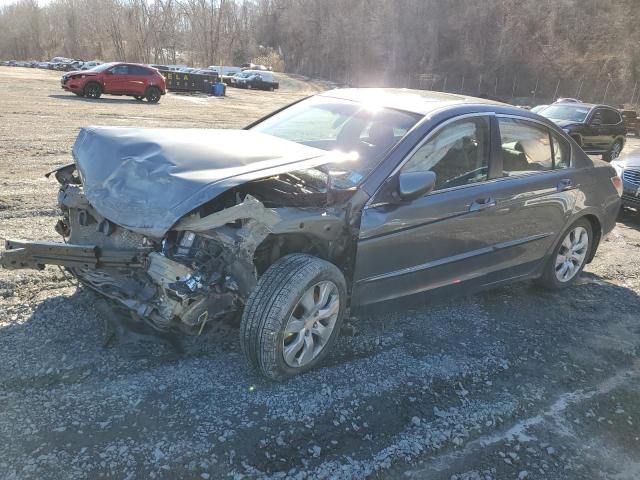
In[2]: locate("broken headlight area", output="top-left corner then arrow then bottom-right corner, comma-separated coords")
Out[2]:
3,173 -> 279,335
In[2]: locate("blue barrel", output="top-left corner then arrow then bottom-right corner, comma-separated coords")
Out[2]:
212,82 -> 226,97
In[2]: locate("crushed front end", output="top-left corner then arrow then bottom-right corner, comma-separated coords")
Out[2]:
1,164 -> 283,334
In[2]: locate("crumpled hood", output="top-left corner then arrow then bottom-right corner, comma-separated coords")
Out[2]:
72,127 -> 330,238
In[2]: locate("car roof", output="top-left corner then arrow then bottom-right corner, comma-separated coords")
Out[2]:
318,88 -> 508,115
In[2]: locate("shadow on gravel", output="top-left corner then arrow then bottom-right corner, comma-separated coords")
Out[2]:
48,94 -> 156,105
618,207 -> 640,229
1,270 -> 639,478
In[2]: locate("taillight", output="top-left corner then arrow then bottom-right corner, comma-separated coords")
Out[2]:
611,175 -> 623,197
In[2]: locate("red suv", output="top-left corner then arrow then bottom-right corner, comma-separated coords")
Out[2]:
61,62 -> 166,103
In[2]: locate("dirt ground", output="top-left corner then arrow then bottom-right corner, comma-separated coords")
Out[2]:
1,67 -> 639,480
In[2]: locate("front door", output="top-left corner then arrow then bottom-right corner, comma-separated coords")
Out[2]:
352,114 -> 503,305
103,64 -> 130,94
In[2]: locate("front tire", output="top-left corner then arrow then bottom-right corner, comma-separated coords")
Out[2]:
538,218 -> 592,290
84,82 -> 102,99
240,254 -> 347,381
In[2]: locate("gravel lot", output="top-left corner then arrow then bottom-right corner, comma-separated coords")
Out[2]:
1,67 -> 639,480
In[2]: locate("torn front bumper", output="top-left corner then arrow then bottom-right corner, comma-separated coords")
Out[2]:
1,239 -> 150,270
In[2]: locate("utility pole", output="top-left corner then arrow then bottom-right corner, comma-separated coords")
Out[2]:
602,80 -> 611,104
553,79 -> 561,101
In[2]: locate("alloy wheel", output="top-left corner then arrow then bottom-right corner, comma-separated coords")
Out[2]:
610,142 -> 622,160
554,226 -> 589,282
282,281 -> 340,368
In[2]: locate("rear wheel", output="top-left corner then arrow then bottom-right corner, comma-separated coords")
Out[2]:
538,218 -> 592,290
603,140 -> 623,162
240,254 -> 347,381
145,87 -> 161,103
84,82 -> 102,99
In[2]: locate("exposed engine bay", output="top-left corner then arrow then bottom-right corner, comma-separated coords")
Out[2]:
2,161 -> 356,335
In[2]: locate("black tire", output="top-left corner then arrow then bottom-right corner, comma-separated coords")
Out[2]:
84,82 -> 102,99
240,254 -> 347,381
145,87 -> 161,103
603,140 -> 623,162
537,218 -> 592,290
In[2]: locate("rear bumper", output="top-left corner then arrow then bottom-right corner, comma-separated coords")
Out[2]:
1,239 -> 150,270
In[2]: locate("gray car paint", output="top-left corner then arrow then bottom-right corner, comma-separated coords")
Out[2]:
72,127 -> 332,237
1,89 -> 622,316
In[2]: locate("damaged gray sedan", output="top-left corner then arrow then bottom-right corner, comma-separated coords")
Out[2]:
1,89 -> 622,380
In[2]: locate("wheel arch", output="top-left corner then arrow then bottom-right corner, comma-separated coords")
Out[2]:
581,213 -> 602,264
253,232 -> 354,283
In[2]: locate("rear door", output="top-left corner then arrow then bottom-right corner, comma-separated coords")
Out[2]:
127,65 -> 150,95
487,115 -> 577,269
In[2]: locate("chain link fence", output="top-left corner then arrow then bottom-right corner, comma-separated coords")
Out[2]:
410,73 -> 639,108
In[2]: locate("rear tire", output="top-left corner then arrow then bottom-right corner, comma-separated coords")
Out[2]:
145,87 -> 161,103
240,254 -> 347,381
537,218 -> 592,290
84,82 -> 102,99
603,140 -> 623,162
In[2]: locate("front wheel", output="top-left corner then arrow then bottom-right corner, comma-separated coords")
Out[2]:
84,82 -> 102,99
537,218 -> 592,290
603,140 -> 623,162
240,254 -> 347,381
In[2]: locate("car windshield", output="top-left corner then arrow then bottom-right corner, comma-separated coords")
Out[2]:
540,105 -> 591,122
89,62 -> 116,72
251,96 -> 422,185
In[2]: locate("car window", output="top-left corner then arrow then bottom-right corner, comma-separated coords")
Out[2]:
601,109 -> 621,125
129,65 -> 150,76
110,65 -> 129,75
551,132 -> 571,169
498,118 -> 553,175
401,116 -> 491,191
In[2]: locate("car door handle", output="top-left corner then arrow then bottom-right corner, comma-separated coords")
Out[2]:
469,197 -> 496,212
557,179 -> 575,192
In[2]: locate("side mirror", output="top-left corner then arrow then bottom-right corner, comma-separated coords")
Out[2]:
398,170 -> 437,201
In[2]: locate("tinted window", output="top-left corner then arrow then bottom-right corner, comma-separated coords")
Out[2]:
499,118 -> 552,175
402,116 -> 490,191
601,109 -> 621,125
551,132 -> 571,169
129,65 -> 151,76
110,65 -> 129,75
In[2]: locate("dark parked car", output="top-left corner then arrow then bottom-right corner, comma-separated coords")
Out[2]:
620,109 -> 640,136
1,89 -> 622,380
229,70 -> 279,91
61,62 -> 166,103
612,149 -> 640,209
539,103 -> 626,161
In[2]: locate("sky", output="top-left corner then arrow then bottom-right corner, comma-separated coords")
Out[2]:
0,0 -> 52,6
